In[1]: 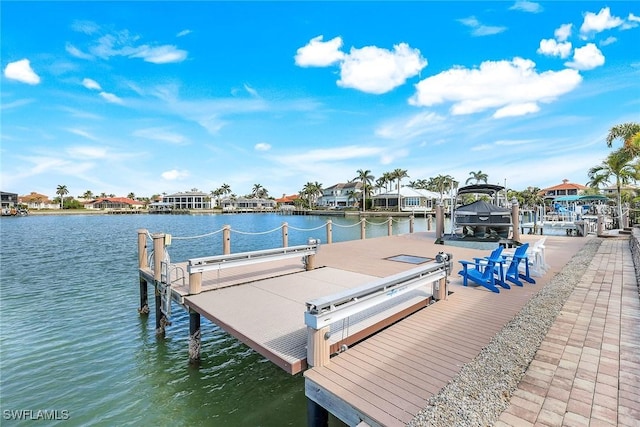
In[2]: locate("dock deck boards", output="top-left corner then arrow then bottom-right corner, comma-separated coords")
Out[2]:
303,233 -> 589,427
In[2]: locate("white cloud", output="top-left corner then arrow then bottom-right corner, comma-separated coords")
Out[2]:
254,142 -> 271,151
600,36 -> 617,46
554,23 -> 573,42
67,146 -> 107,158
458,16 -> 507,36
565,43 -> 605,70
409,57 -> 582,118
4,59 -> 40,85
580,7 -> 624,36
375,111 -> 446,140
66,43 -> 94,60
133,128 -> 187,145
244,83 -> 259,97
66,128 -> 98,141
71,20 -> 100,35
82,78 -> 102,90
537,39 -> 572,58
161,169 -> 189,180
509,1 -> 543,14
277,145 -> 384,164
73,27 -> 187,64
130,45 -> 188,64
295,35 -> 345,67
177,29 -> 192,37
494,102 -> 540,118
99,92 -> 123,104
338,43 -> 427,94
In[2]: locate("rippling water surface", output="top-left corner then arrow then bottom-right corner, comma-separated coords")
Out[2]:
1,213 -> 432,426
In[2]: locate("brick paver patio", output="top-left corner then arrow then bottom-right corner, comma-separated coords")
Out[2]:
496,237 -> 640,426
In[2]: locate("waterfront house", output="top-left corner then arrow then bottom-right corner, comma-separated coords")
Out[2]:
275,194 -> 299,206
162,191 -> 212,210
317,182 -> 362,208
1,191 -> 19,209
371,186 -> 440,212
86,197 -> 144,210
540,179 -> 588,201
19,192 -> 56,210
220,196 -> 276,211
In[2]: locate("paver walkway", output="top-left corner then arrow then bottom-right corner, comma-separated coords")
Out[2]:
496,237 -> 640,426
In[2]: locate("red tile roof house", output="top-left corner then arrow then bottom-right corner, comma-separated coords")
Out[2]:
19,192 -> 56,209
85,197 -> 145,210
540,179 -> 589,200
275,194 -> 299,205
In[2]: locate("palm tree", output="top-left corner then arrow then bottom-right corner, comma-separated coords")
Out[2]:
56,185 -> 69,209
391,168 -> 409,212
252,183 -> 264,198
354,169 -> 374,212
301,182 -> 323,208
210,189 -> 223,208
127,192 -> 136,200
428,175 -> 456,202
82,190 -> 94,200
220,183 -> 231,197
465,170 -> 488,185
588,150 -> 639,228
606,122 -> 640,157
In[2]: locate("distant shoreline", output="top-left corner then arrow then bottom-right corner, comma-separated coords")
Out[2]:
9,209 -> 434,217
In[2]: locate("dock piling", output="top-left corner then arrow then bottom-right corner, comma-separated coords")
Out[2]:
410,215 -> 414,233
137,229 -> 150,314
223,225 -> 231,254
360,220 -> 366,240
189,310 -> 201,363
282,222 -> 288,247
138,278 -> 149,315
511,199 -> 521,242
387,217 -> 393,236
151,233 -> 168,335
307,398 -> 329,427
326,220 -> 332,244
307,326 -> 330,368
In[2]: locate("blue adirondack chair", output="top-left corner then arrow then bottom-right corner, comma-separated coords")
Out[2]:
458,246 -> 505,293
500,243 -> 536,287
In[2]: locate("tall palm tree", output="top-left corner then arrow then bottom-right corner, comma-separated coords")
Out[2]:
428,175 -> 456,202
303,181 -> 323,207
382,172 -> 394,192
220,183 -> 231,197
391,168 -> 409,212
354,169 -> 374,212
465,170 -> 488,185
588,150 -> 639,228
606,122 -> 640,157
82,190 -> 94,200
252,183 -> 264,198
56,185 -> 69,209
127,192 -> 136,200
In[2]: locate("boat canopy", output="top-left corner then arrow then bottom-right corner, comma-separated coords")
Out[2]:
553,195 -> 608,202
457,184 -> 504,195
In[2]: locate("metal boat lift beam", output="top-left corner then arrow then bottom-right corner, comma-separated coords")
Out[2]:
304,258 -> 452,330
187,243 -> 319,274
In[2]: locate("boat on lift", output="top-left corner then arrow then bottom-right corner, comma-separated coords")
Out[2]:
453,184 -> 512,241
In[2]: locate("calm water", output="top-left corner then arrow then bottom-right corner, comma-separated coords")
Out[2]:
0,213 -> 431,426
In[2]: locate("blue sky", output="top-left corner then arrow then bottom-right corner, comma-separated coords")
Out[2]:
2,1 -> 639,200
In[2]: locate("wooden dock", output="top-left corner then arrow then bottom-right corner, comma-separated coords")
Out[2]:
137,228 -> 596,425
